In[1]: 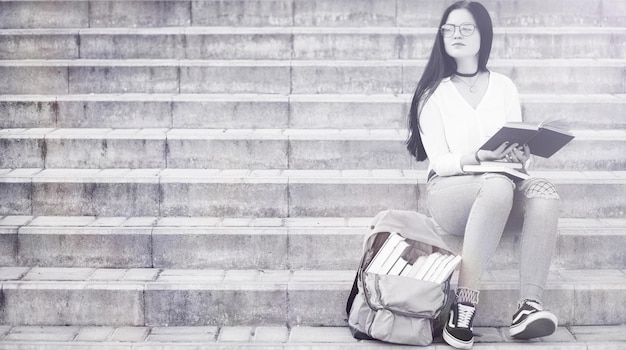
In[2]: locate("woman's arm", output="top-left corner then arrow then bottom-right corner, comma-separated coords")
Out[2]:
419,96 -> 467,176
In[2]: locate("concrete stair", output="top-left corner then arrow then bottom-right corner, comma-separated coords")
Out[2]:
0,0 -> 625,348
0,0 -> 624,29
2,27 -> 625,60
1,59 -> 625,94
1,128 -> 624,170
2,94 -> 625,129
1,169 -> 624,217
1,216 -> 624,270
0,266 -> 625,327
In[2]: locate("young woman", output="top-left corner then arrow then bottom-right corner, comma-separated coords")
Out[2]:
406,1 -> 560,349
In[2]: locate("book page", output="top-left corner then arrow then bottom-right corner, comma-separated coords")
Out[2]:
538,117 -> 571,132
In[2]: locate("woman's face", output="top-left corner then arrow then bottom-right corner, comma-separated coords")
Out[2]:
442,9 -> 481,60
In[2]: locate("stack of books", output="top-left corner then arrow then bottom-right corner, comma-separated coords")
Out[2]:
365,232 -> 461,284
463,161 -> 530,180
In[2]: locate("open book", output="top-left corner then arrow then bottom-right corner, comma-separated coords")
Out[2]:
480,118 -> 575,158
463,161 -> 530,180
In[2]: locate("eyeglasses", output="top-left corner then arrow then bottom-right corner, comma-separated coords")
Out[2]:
440,23 -> 476,38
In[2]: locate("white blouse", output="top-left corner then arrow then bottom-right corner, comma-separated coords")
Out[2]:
419,71 -> 522,176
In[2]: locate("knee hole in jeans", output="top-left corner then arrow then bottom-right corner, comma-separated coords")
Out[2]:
481,173 -> 516,199
522,178 -> 560,200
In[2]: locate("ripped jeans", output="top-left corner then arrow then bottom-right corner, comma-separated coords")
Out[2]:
426,173 -> 560,305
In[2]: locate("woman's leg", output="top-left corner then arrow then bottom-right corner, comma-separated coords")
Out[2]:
515,178 -> 560,304
507,177 -> 560,340
429,174 -> 516,349
427,173 -> 516,303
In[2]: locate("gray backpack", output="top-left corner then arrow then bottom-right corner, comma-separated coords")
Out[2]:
346,210 -> 454,345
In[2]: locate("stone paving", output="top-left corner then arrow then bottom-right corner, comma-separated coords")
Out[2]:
0,325 -> 623,349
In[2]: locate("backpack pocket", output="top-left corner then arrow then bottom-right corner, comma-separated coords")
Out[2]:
363,272 -> 447,317
367,308 -> 434,346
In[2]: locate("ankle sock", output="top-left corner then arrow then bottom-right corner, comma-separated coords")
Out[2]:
456,287 -> 480,306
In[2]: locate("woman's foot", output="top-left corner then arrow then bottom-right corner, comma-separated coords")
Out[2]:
510,299 -> 558,339
443,302 -> 476,349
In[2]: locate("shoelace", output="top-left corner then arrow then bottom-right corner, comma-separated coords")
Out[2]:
457,304 -> 476,328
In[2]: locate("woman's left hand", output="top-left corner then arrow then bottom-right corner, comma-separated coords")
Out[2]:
505,144 -> 530,164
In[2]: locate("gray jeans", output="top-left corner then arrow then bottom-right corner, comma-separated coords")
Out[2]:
426,173 -> 560,305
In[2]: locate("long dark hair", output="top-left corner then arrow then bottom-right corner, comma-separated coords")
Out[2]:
406,1 -> 493,161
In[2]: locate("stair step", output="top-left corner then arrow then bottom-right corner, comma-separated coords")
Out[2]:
0,59 -> 623,94
0,93 -> 288,129
0,324 -> 624,349
2,27 -> 624,60
1,93 -> 624,130
1,128 -> 623,170
1,216 -> 624,270
0,169 -> 624,218
1,0 -> 623,29
0,267 -> 624,327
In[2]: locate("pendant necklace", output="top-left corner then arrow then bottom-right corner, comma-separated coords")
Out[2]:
454,73 -> 480,93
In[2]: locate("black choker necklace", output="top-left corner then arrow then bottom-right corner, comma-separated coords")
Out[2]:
455,70 -> 479,78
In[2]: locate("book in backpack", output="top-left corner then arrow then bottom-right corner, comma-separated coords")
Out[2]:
346,210 -> 459,345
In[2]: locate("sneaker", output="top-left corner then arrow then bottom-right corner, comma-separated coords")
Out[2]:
443,302 -> 476,349
510,300 -> 558,339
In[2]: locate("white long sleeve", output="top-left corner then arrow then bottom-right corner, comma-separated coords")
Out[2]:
419,72 -> 522,177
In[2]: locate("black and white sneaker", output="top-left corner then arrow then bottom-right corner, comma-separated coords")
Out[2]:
443,302 -> 476,349
510,300 -> 558,339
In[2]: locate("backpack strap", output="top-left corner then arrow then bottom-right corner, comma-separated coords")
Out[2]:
346,232 -> 386,316
348,232 -> 389,316
345,273 -> 359,316
346,272 -> 375,341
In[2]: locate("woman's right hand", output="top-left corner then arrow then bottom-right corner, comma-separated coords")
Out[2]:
476,142 -> 520,162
